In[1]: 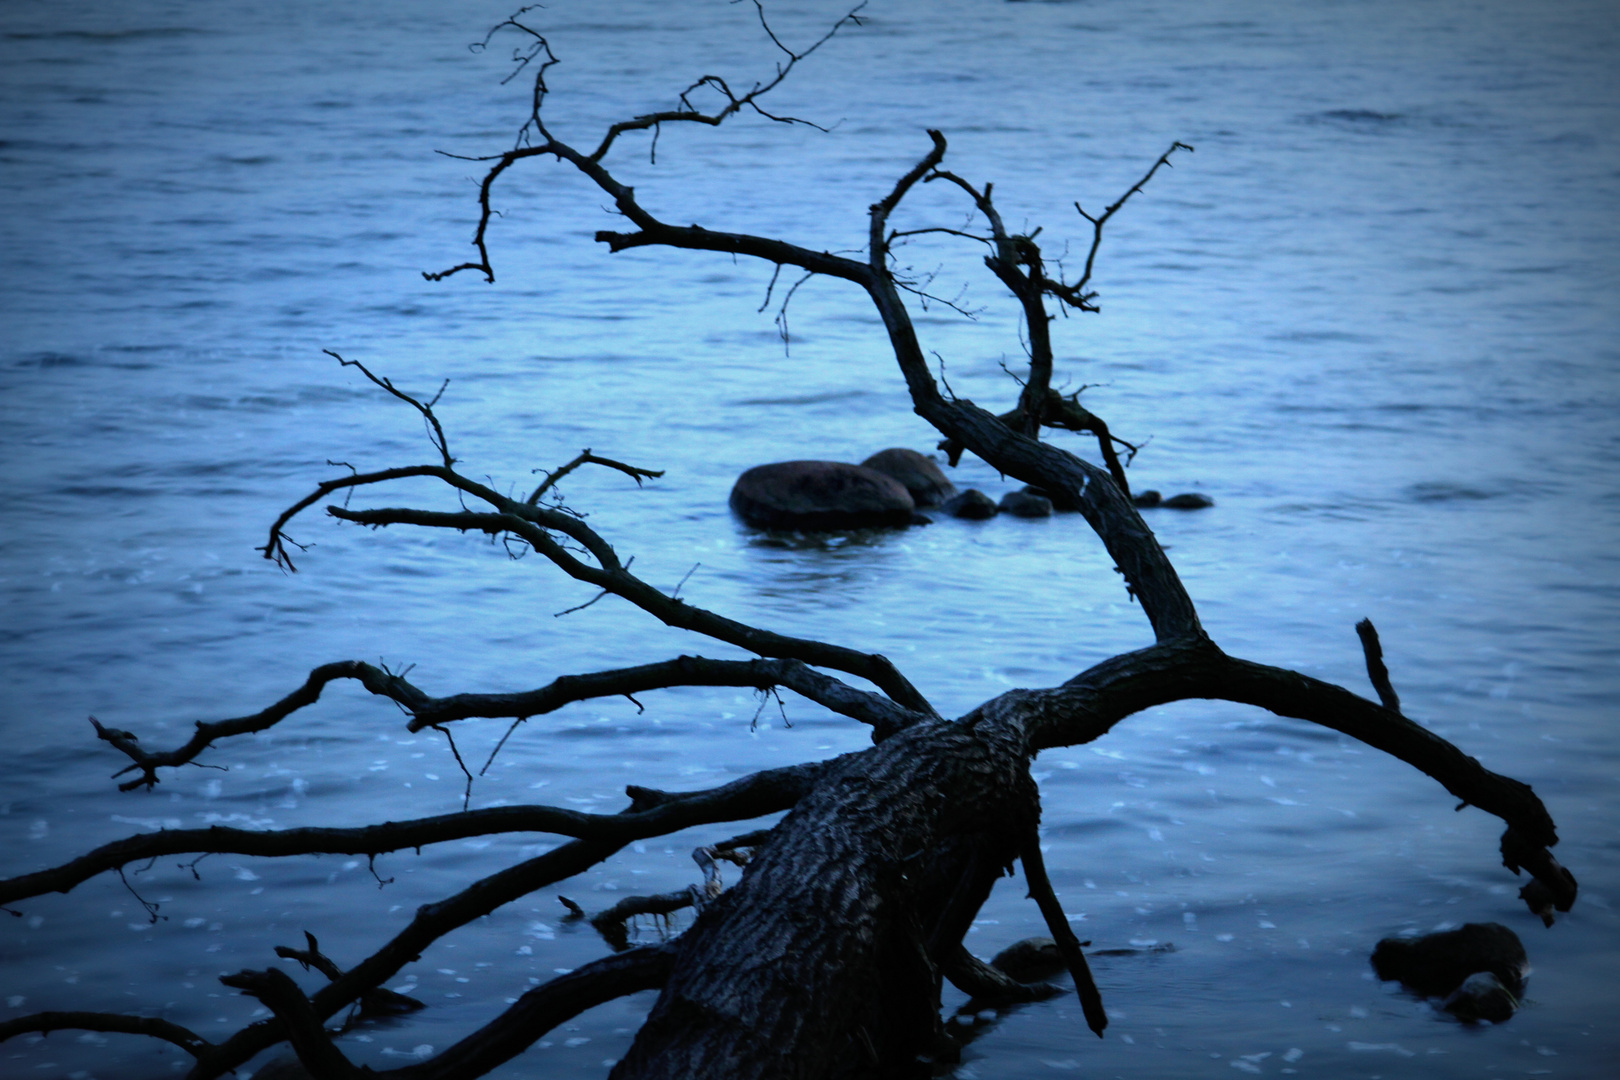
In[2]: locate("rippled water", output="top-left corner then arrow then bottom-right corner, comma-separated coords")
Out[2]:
3,1 -> 1618,1076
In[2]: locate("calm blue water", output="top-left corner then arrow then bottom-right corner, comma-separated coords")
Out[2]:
2,1 -> 1618,1077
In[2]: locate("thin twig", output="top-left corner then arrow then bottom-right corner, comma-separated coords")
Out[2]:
324,350 -> 454,468
434,724 -> 476,811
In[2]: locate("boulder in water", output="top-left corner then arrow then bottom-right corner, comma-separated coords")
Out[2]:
940,488 -> 998,520
999,489 -> 1053,518
1442,971 -> 1520,1023
1371,922 -> 1528,1001
990,937 -> 1066,983
729,460 -> 918,530
860,447 -> 956,507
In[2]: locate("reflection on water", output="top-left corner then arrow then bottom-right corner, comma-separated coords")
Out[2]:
2,0 -> 1619,1077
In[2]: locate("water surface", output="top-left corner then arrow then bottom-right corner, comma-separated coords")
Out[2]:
2,1 -> 1618,1076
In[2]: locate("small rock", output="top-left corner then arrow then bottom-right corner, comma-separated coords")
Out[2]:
729,461 -> 917,530
1021,483 -> 1078,511
999,490 -> 1053,518
991,937 -> 1066,983
1132,489 -> 1162,508
1160,492 -> 1214,510
1519,878 -> 1559,928
1089,942 -> 1177,957
861,448 -> 956,508
940,488 -> 998,520
1442,971 -> 1519,1024
1371,922 -> 1528,999
359,984 -> 426,1017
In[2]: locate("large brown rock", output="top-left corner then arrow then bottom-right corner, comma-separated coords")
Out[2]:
860,448 -> 956,508
729,460 -> 918,530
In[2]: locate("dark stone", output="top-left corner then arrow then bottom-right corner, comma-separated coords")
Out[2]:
861,447 -> 957,508
359,984 -> 427,1017
1021,484 -> 1078,511
729,460 -> 917,530
1370,922 -> 1529,999
940,488 -> 998,520
1160,492 -> 1214,510
1132,489 -> 1162,508
990,937 -> 1065,983
1519,878 -> 1559,928
999,490 -> 1053,518
1442,971 -> 1520,1023
1089,942 -> 1176,957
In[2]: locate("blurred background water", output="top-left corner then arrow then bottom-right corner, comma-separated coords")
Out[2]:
2,0 -> 1617,1076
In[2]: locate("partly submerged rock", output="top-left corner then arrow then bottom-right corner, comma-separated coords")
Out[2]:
730,460 -> 918,530
1088,942 -> 1176,957
940,488 -> 998,520
1371,922 -> 1529,1000
990,937 -> 1066,983
999,489 -> 1053,518
1020,483 -> 1079,511
861,447 -> 956,508
1133,490 -> 1214,510
1442,971 -> 1520,1023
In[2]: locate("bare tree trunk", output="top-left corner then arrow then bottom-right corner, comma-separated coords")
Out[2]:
614,719 -> 1037,1077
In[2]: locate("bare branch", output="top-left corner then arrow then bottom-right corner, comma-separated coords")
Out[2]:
589,889 -> 699,951
424,4 -> 867,283
218,968 -> 366,1079
275,932 -> 427,1019
1354,618 -> 1402,712
1020,838 -> 1107,1036
320,495 -> 934,717
1014,637 -> 1564,858
0,1012 -> 211,1057
936,387 -> 1134,498
2,759 -> 833,907
87,660 -> 427,790
164,761 -> 825,1078
325,351 -> 454,468
526,449 -> 664,505
375,944 -> 675,1079
1071,141 -> 1194,298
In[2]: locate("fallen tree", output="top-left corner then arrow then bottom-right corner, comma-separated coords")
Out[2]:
0,6 -> 1578,1079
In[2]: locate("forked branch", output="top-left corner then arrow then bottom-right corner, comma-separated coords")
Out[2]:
425,3 -> 868,283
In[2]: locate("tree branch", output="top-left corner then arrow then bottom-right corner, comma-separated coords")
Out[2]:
0,1012 -> 211,1057
180,760 -> 824,1078
1070,141 -> 1193,299
1355,617 -> 1402,712
425,4 -> 868,283
321,496 -> 935,717
1019,838 -> 1106,1036
526,449 -> 663,505
405,655 -> 923,735
373,944 -> 675,1079
218,968 -> 365,1080
939,944 -> 1062,1005
2,759 -> 832,906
